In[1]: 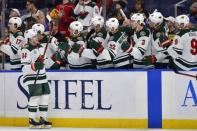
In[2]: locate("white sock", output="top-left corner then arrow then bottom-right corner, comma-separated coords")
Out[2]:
28,96 -> 40,119
39,94 -> 50,119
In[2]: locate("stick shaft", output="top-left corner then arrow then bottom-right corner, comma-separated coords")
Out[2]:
34,24 -> 53,85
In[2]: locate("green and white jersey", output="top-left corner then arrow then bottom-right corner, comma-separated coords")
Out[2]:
95,49 -> 114,69
0,31 -> 25,70
151,23 -> 170,64
168,28 -> 197,71
113,52 -> 133,69
88,28 -> 110,48
107,27 -> 132,57
67,35 -> 95,69
21,44 -> 47,86
131,27 -> 152,68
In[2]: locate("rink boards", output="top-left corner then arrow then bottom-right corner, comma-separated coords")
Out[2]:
0,70 -> 197,129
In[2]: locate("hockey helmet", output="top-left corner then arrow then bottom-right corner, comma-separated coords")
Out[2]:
175,15 -> 189,26
69,21 -> 83,35
8,17 -> 22,28
91,15 -> 104,27
32,23 -> 45,34
106,18 -> 119,32
24,29 -> 37,41
130,13 -> 145,25
149,11 -> 163,25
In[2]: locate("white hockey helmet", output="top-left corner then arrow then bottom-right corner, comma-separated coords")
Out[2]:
175,15 -> 190,26
130,13 -> 145,25
24,29 -> 37,41
91,15 -> 104,27
32,23 -> 45,34
106,18 -> 119,32
149,11 -> 164,25
8,17 -> 22,28
69,21 -> 83,35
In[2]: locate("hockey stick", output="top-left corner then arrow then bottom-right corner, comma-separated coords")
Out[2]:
99,7 -> 102,16
120,9 -> 128,21
170,59 -> 197,80
174,70 -> 197,80
34,15 -> 53,85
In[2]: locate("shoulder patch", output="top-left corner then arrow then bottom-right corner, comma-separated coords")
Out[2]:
140,31 -> 146,36
97,32 -> 103,37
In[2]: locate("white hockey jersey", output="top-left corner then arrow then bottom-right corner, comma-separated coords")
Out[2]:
67,36 -> 95,69
0,31 -> 25,70
151,23 -> 170,64
167,28 -> 197,71
21,43 -> 48,86
131,27 -> 152,68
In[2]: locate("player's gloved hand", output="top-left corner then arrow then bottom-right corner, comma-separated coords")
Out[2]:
72,43 -> 84,56
159,34 -> 172,48
121,41 -> 133,53
58,42 -> 71,54
79,12 -> 89,19
31,62 -> 44,71
142,55 -> 157,65
51,52 -> 62,65
3,37 -> 10,44
36,55 -> 44,62
89,40 -> 104,55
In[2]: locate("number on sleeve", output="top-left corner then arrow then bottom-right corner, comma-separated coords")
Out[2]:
191,39 -> 197,55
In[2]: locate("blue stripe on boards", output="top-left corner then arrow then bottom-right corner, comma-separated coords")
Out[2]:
148,69 -> 162,128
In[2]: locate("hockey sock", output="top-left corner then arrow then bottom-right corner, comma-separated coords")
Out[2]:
28,96 -> 40,119
39,94 -> 50,119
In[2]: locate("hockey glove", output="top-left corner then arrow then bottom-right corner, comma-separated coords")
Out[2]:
89,40 -> 104,55
72,43 -> 84,56
51,52 -> 62,65
159,34 -> 172,48
31,62 -> 44,71
121,41 -> 133,53
58,42 -> 71,54
36,55 -> 44,63
142,55 -> 157,65
79,12 -> 89,19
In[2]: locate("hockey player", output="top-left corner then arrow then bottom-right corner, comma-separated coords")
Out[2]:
88,15 -> 109,48
0,17 -> 24,70
21,29 -> 52,129
122,13 -> 152,68
74,0 -> 99,30
144,11 -> 171,68
106,17 -> 133,68
67,21 -> 96,69
31,23 -> 63,69
87,15 -> 113,69
167,15 -> 197,71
